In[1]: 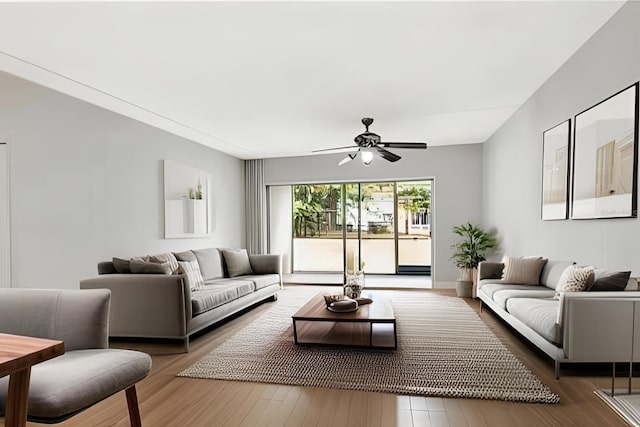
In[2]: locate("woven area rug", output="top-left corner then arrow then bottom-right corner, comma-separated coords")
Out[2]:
179,288 -> 559,404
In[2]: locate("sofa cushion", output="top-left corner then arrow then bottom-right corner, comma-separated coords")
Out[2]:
112,257 -> 131,274
540,260 -> 575,290
177,260 -> 205,291
556,265 -> 594,292
478,283 -> 547,300
506,297 -> 562,345
203,279 -> 255,296
130,257 -> 172,275
173,250 -> 197,262
191,280 -> 255,315
192,248 -> 225,280
221,249 -> 255,277
241,274 -> 280,290
149,252 -> 180,274
587,269 -> 631,292
492,289 -> 557,310
501,256 -> 547,285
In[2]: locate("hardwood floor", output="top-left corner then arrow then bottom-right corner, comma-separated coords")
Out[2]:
2,287 -> 629,427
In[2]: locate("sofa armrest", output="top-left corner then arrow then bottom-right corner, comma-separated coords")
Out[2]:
561,291 -> 640,361
478,261 -> 504,280
80,274 -> 191,339
249,254 -> 282,275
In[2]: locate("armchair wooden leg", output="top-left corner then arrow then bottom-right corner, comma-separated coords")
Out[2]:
125,385 -> 142,427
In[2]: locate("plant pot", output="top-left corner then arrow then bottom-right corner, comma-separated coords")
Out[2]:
455,280 -> 473,298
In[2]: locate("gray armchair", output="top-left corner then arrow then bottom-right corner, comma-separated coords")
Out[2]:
0,288 -> 152,426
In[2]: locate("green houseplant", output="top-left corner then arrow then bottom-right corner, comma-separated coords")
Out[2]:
450,223 -> 498,297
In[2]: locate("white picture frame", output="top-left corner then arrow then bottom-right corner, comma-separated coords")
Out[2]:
163,159 -> 212,238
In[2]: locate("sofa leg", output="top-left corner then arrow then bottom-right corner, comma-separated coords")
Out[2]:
270,293 -> 278,302
479,300 -> 483,314
184,337 -> 190,353
125,385 -> 142,427
555,360 -> 560,380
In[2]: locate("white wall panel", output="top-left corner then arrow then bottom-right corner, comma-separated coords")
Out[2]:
483,2 -> 640,274
0,71 -> 244,289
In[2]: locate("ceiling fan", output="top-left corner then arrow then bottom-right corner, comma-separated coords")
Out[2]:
313,118 -> 427,166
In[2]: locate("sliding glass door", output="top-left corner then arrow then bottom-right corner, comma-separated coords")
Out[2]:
291,180 -> 432,275
397,181 -> 431,275
359,182 -> 395,274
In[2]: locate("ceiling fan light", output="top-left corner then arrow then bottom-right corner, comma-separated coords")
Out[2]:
361,149 -> 374,165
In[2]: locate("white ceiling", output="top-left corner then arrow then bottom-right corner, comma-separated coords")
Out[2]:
0,1 -> 625,159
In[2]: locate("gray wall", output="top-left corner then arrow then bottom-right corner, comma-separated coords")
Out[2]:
264,144 -> 484,287
0,71 -> 245,289
483,2 -> 640,274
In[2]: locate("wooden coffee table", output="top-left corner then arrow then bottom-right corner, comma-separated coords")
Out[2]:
291,293 -> 397,349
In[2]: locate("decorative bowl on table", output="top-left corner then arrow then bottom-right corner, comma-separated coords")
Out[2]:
323,294 -> 358,313
323,294 -> 345,306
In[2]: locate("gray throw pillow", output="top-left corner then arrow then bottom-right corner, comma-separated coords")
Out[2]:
173,250 -> 197,262
221,249 -> 254,277
192,248 -> 224,280
130,257 -> 172,274
112,257 -> 132,274
587,270 -> 631,291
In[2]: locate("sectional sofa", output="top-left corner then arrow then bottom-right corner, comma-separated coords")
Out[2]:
80,247 -> 281,351
477,257 -> 640,378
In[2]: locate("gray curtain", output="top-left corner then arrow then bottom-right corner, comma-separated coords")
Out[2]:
244,159 -> 267,254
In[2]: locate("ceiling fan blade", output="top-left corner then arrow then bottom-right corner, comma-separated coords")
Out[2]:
312,146 -> 358,154
338,153 -> 358,166
375,147 -> 401,162
379,142 -> 427,149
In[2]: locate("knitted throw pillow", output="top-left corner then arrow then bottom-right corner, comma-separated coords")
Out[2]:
556,265 -> 595,292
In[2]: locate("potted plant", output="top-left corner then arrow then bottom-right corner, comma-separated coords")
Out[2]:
450,223 -> 498,298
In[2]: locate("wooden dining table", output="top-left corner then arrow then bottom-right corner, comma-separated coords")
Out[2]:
0,333 -> 64,427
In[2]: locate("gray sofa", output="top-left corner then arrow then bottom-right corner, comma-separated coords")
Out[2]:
478,258 -> 640,378
80,248 -> 282,351
0,288 -> 151,425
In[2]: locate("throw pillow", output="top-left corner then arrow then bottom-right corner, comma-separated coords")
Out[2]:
130,257 -> 172,275
177,260 -> 205,291
587,270 -> 631,292
192,248 -> 225,280
173,250 -> 197,262
112,257 -> 132,274
149,252 -> 180,274
556,265 -> 595,292
501,256 -> 547,286
221,248 -> 254,277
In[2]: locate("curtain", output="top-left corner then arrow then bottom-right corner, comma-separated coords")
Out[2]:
244,159 -> 267,254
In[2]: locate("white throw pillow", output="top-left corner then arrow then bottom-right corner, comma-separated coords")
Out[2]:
556,265 -> 594,292
177,260 -> 205,291
501,256 -> 547,286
